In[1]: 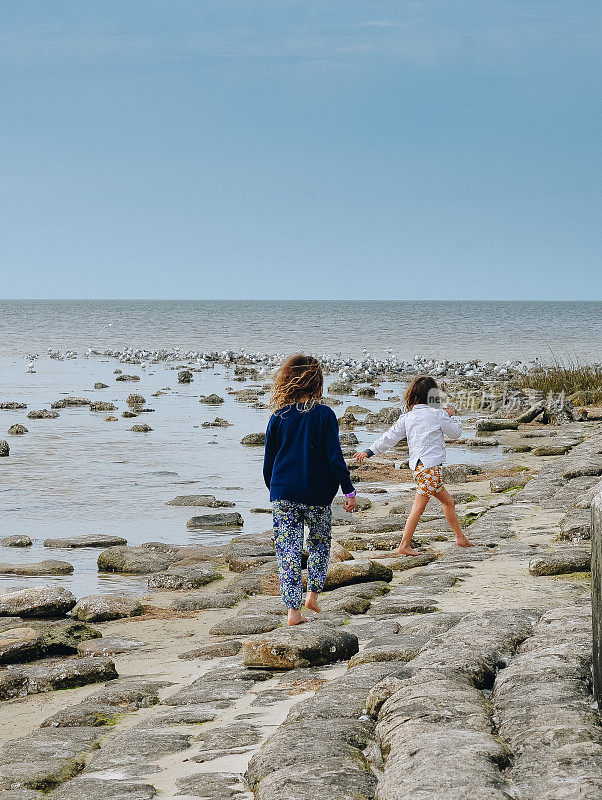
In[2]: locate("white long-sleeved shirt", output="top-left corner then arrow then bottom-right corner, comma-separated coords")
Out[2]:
368,403 -> 462,470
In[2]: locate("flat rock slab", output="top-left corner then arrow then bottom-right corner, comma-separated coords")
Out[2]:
166,495 -> 235,507
187,512 -> 244,529
490,474 -> 531,493
0,656 -> 118,700
476,418 -> 519,432
210,614 -> 282,636
171,591 -> 243,611
97,543 -> 179,574
243,623 -> 359,669
44,535 -> 127,548
43,778 -> 157,800
147,564 -> 223,590
368,597 -> 439,616
179,639 -> 243,660
0,727 -> 103,791
71,594 -> 145,622
0,560 -> 73,575
0,586 -> 76,618
529,548 -> 591,576
348,635 -> 430,668
1,536 -> 32,547
324,559 -> 393,589
77,637 -> 147,656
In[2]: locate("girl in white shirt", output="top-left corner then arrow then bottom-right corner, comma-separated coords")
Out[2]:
355,375 -> 474,555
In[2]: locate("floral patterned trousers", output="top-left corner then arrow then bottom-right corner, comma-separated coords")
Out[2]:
272,500 -> 332,609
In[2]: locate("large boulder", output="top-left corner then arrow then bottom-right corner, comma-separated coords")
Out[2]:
71,595 -> 145,622
187,512 -> 243,530
0,586 -> 76,618
243,623 -> 359,669
44,534 -> 127,549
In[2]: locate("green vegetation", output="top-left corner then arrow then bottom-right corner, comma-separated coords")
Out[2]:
519,359 -> 602,403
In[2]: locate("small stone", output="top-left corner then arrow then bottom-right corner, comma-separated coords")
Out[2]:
27,408 -> 60,419
94,382 -> 109,389
202,416 -> 231,427
130,423 -> 152,432
200,394 -> 225,404
115,374 -> 140,381
126,393 -> 146,405
466,436 -> 499,447
1,535 -> 32,547
187,512 -> 244,529
241,433 -> 265,446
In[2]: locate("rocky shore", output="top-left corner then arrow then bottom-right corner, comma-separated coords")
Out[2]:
0,350 -> 601,798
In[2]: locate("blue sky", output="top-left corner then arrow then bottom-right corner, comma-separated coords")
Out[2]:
1,1 -> 600,300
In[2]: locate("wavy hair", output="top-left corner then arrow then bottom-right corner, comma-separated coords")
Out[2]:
270,354 -> 323,412
404,375 -> 440,410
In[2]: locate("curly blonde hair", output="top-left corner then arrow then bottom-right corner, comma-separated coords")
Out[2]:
270,354 -> 324,412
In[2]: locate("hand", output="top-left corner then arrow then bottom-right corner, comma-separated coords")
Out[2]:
444,405 -> 455,416
354,451 -> 368,463
344,496 -> 357,512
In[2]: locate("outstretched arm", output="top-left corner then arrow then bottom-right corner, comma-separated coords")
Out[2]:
360,412 -> 407,459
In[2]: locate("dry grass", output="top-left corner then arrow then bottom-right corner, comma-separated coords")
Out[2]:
519,359 -> 602,402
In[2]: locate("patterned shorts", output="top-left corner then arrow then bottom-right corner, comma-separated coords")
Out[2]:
413,463 -> 443,496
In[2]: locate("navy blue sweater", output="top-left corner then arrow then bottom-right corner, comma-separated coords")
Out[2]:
263,403 -> 354,506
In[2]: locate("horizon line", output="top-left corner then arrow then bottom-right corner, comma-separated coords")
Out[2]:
1,298 -> 601,304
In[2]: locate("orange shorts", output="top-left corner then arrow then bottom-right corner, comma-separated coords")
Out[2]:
413,463 -> 443,497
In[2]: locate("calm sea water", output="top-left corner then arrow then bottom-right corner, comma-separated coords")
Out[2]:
0,299 -> 600,598
1,300 -> 601,363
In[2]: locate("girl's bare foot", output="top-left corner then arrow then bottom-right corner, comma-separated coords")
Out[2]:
287,609 -> 308,626
456,535 -> 475,548
397,545 -> 421,556
304,592 -> 321,613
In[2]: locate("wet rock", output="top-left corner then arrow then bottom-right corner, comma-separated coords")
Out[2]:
0,560 -> 73,576
171,591 -> 243,611
502,443 -> 532,453
98,543 -> 179,574
0,656 -> 118,700
490,474 -> 531,492
328,380 -> 353,394
126,392 -> 146,405
0,402 -> 27,410
130,423 -> 152,432
89,401 -> 117,412
210,614 -> 282,636
441,463 -> 470,483
241,432 -> 265,446
71,594 -> 144,622
26,409 -> 59,420
187,512 -> 243,529
166,494 -> 235,508
0,440 -> 10,457
357,386 -> 376,398
476,418 -> 519,432
179,639 -> 243,660
467,436 -> 499,447
148,564 -> 223,590
243,622 -> 359,669
116,374 -> 140,381
529,548 -> 591,576
94,382 -> 109,389
324,559 -> 393,589
51,397 -> 91,408
2,535 -> 32,547
202,416 -> 231,427
339,432 -> 359,445
0,728 -> 103,791
8,424 -> 28,435
122,410 -> 137,418
44,534 -> 127,548
77,637 -> 147,656
199,394 -> 225,404
177,370 -> 193,383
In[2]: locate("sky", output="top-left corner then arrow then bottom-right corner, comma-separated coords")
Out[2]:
1,1 -> 600,301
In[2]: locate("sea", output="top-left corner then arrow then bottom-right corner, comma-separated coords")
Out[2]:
0,300 -> 600,597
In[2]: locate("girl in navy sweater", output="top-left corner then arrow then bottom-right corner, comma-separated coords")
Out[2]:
263,355 -> 357,625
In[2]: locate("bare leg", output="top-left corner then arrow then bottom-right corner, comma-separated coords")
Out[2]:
434,487 -> 474,547
397,492 -> 430,554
